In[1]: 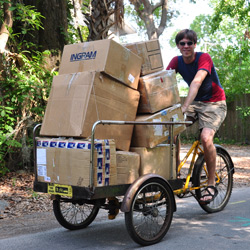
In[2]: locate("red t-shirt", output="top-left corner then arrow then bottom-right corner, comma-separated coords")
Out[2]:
167,52 -> 226,102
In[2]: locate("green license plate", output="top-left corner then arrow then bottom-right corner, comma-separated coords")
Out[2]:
48,183 -> 73,197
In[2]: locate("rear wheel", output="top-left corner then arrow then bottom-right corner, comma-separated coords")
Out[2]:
193,147 -> 234,213
53,197 -> 100,230
125,178 -> 174,246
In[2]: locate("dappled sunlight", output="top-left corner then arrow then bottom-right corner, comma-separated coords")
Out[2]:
232,227 -> 250,233
180,144 -> 250,187
231,157 -> 250,164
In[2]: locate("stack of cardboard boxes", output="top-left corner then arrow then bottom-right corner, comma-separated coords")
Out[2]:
36,39 -> 185,188
125,39 -> 185,181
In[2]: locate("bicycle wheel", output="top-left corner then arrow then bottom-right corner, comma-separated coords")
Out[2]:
125,178 -> 174,246
53,198 -> 99,230
192,147 -> 234,213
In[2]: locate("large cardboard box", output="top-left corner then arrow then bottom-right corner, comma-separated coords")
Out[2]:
36,138 -> 117,187
130,144 -> 176,180
137,70 -> 180,114
116,151 -> 140,185
125,39 -> 163,76
59,39 -> 142,89
131,104 -> 186,148
40,72 -> 140,151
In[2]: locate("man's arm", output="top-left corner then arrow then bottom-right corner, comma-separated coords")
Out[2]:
182,70 -> 208,113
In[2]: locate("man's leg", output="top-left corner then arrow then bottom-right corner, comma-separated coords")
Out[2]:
200,127 -> 216,202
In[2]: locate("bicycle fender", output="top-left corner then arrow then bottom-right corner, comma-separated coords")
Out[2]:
215,144 -> 235,174
120,174 -> 176,213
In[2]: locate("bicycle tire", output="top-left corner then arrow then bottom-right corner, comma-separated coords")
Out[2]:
53,198 -> 99,230
192,146 -> 234,213
124,178 -> 174,246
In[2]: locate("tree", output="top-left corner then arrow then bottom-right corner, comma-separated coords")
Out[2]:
83,0 -> 124,41
210,0 -> 250,32
0,2 -> 12,52
126,0 -> 196,40
128,0 -> 168,40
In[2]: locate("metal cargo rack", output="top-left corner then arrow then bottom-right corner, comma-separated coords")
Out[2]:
33,119 -> 192,246
33,120 -> 190,199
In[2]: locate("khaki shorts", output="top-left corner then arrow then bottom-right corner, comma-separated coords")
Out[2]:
186,101 -> 227,132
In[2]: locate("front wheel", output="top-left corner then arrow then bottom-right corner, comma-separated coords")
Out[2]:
53,197 -> 100,230
192,147 -> 234,213
124,178 -> 174,246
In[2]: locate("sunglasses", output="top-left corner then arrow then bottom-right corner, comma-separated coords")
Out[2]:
179,41 -> 194,46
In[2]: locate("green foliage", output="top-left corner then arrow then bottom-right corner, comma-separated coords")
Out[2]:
0,2 -> 63,175
181,133 -> 238,145
10,3 -> 44,31
0,50 -> 56,175
125,4 -> 146,33
66,1 -> 89,44
67,23 -> 89,44
236,106 -> 250,120
7,2 -> 45,52
210,0 -> 250,32
178,85 -> 189,97
213,137 -> 237,145
31,190 -> 40,199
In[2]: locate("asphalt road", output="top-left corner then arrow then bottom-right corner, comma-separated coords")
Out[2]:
0,187 -> 249,250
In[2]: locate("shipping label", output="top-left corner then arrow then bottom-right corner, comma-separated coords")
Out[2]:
153,118 -> 163,136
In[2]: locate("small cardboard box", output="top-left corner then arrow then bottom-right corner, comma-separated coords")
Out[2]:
40,72 -> 140,151
116,151 -> 140,184
125,39 -> 163,76
131,104 -> 186,148
137,70 -> 180,114
36,138 -> 117,187
59,39 -> 142,89
130,144 -> 176,180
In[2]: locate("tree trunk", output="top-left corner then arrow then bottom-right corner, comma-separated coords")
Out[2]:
38,0 -> 68,51
20,0 -> 68,52
129,0 -> 168,40
0,3 -> 13,52
84,0 -> 124,41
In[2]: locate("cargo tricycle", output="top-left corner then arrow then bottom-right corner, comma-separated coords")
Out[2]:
33,120 -> 234,246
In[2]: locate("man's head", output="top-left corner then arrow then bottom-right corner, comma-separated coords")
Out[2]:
175,29 -> 197,45
176,29 -> 197,62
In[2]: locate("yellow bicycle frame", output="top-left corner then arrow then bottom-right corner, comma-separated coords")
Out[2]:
173,140 -> 222,196
174,140 -> 205,195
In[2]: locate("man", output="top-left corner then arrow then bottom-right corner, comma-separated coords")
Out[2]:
167,29 -> 227,204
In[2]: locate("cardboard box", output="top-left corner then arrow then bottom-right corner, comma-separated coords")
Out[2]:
130,144 -> 176,180
36,138 -> 117,187
131,104 -> 186,148
125,39 -> 163,76
116,151 -> 140,184
59,39 -> 142,89
137,70 -> 180,114
40,72 -> 140,151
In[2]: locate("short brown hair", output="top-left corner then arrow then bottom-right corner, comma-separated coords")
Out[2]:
175,29 -> 197,45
